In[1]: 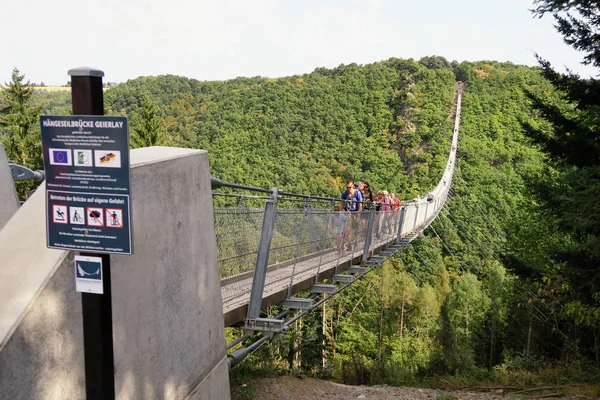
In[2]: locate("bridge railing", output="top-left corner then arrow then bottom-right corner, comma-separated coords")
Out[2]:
214,191 -> 420,304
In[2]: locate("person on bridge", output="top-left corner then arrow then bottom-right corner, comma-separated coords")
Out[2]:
341,180 -> 363,250
360,181 -> 375,233
390,192 -> 401,210
340,180 -> 363,212
329,205 -> 347,254
357,182 -> 365,196
362,181 -> 375,207
376,190 -> 391,238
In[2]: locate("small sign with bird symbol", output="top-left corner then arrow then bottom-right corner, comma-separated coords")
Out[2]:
75,255 -> 103,294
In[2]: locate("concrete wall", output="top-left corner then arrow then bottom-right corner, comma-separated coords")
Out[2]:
0,147 -> 230,400
0,143 -> 20,230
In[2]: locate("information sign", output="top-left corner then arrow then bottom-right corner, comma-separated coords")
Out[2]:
75,255 -> 104,294
41,116 -> 132,254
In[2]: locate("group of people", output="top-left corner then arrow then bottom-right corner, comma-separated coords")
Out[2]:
339,179 -> 402,212
329,180 -> 403,253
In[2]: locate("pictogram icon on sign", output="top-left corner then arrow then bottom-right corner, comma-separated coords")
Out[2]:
74,149 -> 92,167
69,206 -> 85,225
53,204 -> 68,224
74,255 -> 103,294
94,150 -> 121,168
76,261 -> 101,279
105,208 -> 123,228
49,148 -> 72,166
87,207 -> 104,227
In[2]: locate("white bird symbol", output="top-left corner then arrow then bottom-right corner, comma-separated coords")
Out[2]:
77,263 -> 100,277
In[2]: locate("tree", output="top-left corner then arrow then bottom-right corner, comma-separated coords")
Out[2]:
0,67 -> 43,169
525,0 -> 600,364
528,0 -> 600,282
130,94 -> 167,148
0,68 -> 43,199
445,273 -> 490,369
533,0 -> 600,69
527,1 -> 600,166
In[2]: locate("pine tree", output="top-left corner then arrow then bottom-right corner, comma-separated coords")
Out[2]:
526,0 -> 600,364
130,94 -> 167,148
0,67 -> 43,169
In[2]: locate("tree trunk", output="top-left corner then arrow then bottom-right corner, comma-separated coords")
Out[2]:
594,328 -> 599,368
489,318 -> 495,371
379,276 -> 385,363
322,298 -> 326,369
526,317 -> 532,356
465,302 -> 469,335
399,288 -> 406,340
294,319 -> 301,368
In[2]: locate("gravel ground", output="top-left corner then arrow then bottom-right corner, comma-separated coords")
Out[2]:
245,376 -> 520,400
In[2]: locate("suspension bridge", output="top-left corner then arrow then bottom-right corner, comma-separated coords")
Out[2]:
215,86 -> 462,358
0,77 -> 462,399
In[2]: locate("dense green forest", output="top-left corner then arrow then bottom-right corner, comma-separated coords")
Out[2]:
102,57 -> 456,198
2,3 -> 599,393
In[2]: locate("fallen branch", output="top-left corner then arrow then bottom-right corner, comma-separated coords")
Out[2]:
514,386 -> 556,394
529,393 -> 563,399
438,379 -> 469,390
467,386 -> 520,392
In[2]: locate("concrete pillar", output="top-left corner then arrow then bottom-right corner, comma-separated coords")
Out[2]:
0,144 -> 19,230
0,147 -> 230,400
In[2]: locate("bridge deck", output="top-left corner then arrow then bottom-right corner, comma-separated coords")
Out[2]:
221,233 -> 399,326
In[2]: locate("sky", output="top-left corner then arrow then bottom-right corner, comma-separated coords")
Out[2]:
1,0 -> 596,85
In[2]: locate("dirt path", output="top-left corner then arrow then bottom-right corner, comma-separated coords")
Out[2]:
242,376 -> 518,400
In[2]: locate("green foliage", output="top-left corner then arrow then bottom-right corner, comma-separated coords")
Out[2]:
212,59 -> 600,386
533,0 -> 600,69
103,59 -> 456,197
130,94 -> 167,148
10,53 -> 600,386
498,350 -> 544,373
0,68 -> 43,198
527,0 -> 600,366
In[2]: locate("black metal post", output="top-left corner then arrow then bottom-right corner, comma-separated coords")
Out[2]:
69,67 -> 115,400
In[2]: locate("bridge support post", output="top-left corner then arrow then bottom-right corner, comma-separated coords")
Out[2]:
306,199 -> 317,254
361,208 -> 376,267
246,189 -> 278,322
413,204 -> 419,231
396,206 -> 407,241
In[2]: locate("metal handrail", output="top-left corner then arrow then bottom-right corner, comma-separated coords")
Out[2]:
211,176 -> 402,206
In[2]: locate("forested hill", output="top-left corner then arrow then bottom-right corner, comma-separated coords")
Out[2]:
105,58 -> 600,381
5,56 -> 597,386
104,57 -> 457,198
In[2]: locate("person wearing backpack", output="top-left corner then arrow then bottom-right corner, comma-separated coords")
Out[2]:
340,180 -> 363,212
340,180 -> 363,250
